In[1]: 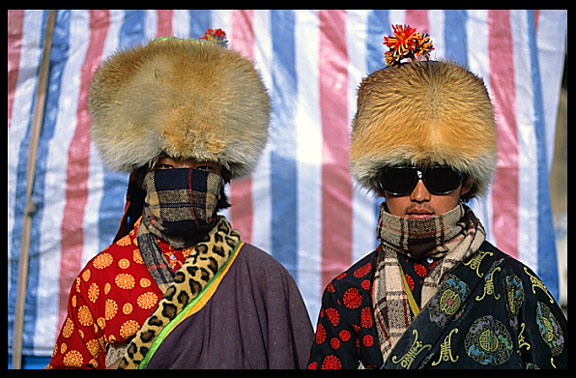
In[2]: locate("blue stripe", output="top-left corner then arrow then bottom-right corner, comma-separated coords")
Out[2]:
24,10 -> 73,353
366,10 -> 390,223
9,10 -> 50,354
9,9 -> 72,354
97,10 -> 146,250
527,10 -> 559,301
188,10 -> 212,38
443,10 -> 468,66
366,10 -> 389,74
269,10 -> 298,279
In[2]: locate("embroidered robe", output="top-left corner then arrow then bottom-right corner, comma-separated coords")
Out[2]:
307,241 -> 567,369
47,218 -> 314,369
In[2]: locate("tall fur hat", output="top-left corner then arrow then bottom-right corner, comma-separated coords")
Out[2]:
89,34 -> 270,180
350,60 -> 498,198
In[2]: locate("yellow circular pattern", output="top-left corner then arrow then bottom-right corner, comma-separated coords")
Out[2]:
93,253 -> 113,269
140,277 -> 151,288
77,305 -> 93,327
118,258 -> 130,269
62,317 -> 74,338
88,282 -> 100,303
63,349 -> 83,367
123,302 -> 133,315
116,235 -> 131,246
105,298 -> 118,320
115,273 -> 135,289
137,292 -> 158,310
119,320 -> 140,339
86,338 -> 101,358
82,269 -> 91,282
133,249 -> 144,264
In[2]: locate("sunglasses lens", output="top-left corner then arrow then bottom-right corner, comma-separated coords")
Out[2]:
423,167 -> 462,194
378,167 -> 418,195
378,166 -> 462,195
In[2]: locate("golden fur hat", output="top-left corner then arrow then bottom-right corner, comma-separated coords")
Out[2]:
89,36 -> 270,179
350,60 -> 498,198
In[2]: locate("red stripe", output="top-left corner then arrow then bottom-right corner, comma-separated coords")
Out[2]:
319,10 -> 353,289
488,10 -> 519,258
8,10 -> 25,128
156,9 -> 173,37
58,10 -> 110,329
405,9 -> 429,33
229,10 -> 255,243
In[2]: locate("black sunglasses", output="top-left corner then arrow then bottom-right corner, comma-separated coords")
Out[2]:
378,166 -> 463,196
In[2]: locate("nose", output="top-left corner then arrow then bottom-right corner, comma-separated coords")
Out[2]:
410,179 -> 431,202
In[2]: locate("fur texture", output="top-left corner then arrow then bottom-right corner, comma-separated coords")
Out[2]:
89,38 -> 270,179
350,60 -> 498,198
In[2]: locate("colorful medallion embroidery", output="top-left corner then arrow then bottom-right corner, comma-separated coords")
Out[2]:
504,274 -> 525,328
536,301 -> 565,357
428,275 -> 469,328
465,316 -> 513,366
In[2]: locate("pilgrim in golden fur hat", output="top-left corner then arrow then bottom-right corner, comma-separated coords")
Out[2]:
349,25 -> 498,199
89,30 -> 270,180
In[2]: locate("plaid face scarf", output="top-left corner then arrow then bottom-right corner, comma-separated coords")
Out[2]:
372,203 -> 486,363
137,168 -> 224,291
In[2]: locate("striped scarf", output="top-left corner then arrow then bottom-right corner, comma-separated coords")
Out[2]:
137,168 -> 223,292
372,203 -> 485,363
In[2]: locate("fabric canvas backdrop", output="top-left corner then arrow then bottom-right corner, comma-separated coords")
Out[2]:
8,9 -> 567,363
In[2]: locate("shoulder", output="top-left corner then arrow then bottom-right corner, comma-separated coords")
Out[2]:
77,229 -> 144,291
235,242 -> 296,282
479,241 -> 539,277
479,241 -> 559,304
327,250 -> 378,293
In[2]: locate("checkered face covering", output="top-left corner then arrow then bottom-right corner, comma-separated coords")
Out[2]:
141,168 -> 223,248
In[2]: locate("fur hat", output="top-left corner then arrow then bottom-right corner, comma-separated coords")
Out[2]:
349,60 -> 498,198
89,35 -> 270,180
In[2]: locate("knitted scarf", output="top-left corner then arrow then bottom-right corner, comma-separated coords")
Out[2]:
372,203 -> 485,363
137,169 -> 223,292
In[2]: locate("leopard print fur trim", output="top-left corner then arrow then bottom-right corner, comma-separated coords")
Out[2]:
118,216 -> 240,369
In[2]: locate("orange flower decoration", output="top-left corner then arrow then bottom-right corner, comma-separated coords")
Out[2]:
383,24 -> 435,67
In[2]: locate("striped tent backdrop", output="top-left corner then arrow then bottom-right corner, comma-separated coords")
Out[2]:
8,9 -> 567,361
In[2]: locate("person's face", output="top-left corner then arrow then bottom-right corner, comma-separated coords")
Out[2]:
153,156 -> 222,174
383,178 -> 471,219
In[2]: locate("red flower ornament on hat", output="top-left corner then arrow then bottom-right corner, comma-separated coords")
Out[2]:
199,28 -> 228,48
383,24 -> 435,67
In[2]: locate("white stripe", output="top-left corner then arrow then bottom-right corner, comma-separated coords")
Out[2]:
511,10 -> 539,271
251,10 -> 273,253
428,10 -> 445,59
34,10 -> 91,355
82,10 -> 124,268
295,9 -> 323,323
144,9 -> 158,41
211,10 -> 233,224
346,10 -> 379,265
465,10 -> 495,244
172,10 -> 190,38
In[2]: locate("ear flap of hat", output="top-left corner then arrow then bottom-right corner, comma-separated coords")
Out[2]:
349,61 -> 498,198
89,38 -> 270,180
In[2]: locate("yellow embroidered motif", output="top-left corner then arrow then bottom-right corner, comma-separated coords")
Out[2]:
476,266 -> 502,301
523,267 -> 554,304
391,329 -> 432,369
463,250 -> 493,278
517,323 -> 531,351
431,328 -> 459,366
